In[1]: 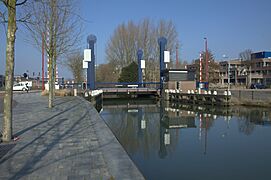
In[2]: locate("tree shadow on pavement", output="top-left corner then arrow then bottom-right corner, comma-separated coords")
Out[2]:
8,109 -> 89,180
0,100 -> 80,165
14,102 -> 80,137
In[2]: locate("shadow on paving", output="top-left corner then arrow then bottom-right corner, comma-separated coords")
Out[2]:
0,143 -> 16,160
14,102 -> 80,137
0,101 -> 89,179
0,100 -> 80,163
10,116 -> 83,179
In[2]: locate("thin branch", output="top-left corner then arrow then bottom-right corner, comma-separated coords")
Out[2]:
16,0 -> 27,6
0,9 -> 7,35
0,0 -> 8,7
16,12 -> 31,23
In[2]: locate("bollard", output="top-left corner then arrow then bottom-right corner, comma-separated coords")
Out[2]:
74,89 -> 77,96
84,91 -> 89,97
165,89 -> 170,101
227,91 -> 231,96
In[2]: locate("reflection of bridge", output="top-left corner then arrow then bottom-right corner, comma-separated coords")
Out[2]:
102,103 -> 158,109
102,87 -> 160,99
165,91 -> 231,106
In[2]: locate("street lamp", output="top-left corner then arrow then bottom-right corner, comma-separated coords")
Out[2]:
204,38 -> 208,84
228,61 -> 230,91
223,55 -> 230,92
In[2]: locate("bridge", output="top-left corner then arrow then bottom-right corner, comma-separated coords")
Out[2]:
101,87 -> 160,99
84,35 -> 168,95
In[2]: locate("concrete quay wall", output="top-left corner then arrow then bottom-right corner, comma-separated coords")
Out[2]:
221,89 -> 271,106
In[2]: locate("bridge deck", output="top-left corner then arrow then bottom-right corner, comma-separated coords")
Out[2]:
102,87 -> 159,93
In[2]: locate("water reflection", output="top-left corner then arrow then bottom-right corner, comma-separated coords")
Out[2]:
100,100 -> 271,180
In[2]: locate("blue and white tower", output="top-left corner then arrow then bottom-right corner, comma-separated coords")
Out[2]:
87,34 -> 97,90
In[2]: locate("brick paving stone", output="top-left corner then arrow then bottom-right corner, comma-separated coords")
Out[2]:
0,93 -> 145,180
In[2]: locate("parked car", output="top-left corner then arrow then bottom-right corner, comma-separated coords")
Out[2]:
13,82 -> 29,91
250,83 -> 266,89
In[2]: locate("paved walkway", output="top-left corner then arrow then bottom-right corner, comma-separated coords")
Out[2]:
0,93 -> 145,180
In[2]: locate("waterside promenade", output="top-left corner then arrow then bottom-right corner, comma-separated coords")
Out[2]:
0,93 -> 144,179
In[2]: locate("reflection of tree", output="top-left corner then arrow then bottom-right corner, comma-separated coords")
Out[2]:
236,108 -> 267,135
238,117 -> 255,135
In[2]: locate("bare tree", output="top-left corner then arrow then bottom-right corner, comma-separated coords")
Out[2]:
106,18 -> 179,82
26,0 -> 82,108
239,49 -> 252,60
65,52 -> 84,83
0,0 -> 28,142
96,63 -> 119,83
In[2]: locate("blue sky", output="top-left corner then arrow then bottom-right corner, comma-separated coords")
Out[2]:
1,0 -> 271,78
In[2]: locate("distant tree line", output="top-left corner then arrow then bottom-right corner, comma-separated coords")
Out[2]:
103,18 -> 180,83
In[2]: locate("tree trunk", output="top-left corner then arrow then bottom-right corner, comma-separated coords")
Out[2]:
48,57 -> 53,108
2,0 -> 17,142
48,36 -> 54,108
53,4 -> 58,100
53,40 -> 57,99
48,0 -> 55,108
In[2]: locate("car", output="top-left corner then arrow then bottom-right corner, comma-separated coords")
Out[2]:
13,83 -> 29,91
250,83 -> 266,89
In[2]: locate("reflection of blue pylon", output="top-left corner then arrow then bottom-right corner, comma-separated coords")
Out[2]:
158,100 -> 167,159
137,107 -> 144,137
87,34 -> 97,90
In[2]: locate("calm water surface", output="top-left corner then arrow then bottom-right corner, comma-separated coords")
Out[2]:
100,100 -> 271,180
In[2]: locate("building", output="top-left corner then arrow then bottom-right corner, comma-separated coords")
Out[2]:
44,77 -> 65,86
218,51 -> 271,87
219,59 -> 246,85
248,51 -> 271,86
163,69 -> 196,92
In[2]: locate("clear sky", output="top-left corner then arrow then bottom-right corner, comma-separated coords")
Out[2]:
1,0 -> 271,78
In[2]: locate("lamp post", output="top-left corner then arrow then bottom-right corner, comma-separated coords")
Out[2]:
223,54 -> 230,91
204,38 -> 208,83
228,61 -> 230,92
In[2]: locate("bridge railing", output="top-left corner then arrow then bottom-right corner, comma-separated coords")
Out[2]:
96,82 -> 160,89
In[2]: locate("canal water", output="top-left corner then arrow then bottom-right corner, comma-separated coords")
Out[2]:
99,99 -> 271,180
